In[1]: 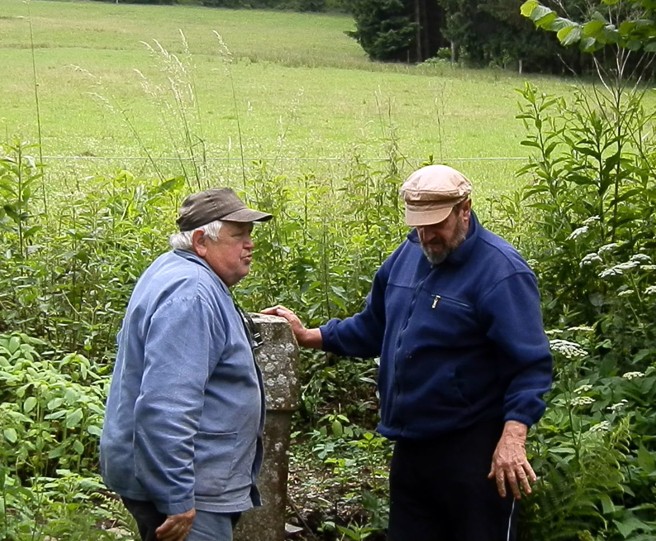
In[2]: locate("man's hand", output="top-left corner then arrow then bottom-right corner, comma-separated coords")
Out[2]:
261,305 -> 322,349
487,420 -> 536,499
156,508 -> 196,541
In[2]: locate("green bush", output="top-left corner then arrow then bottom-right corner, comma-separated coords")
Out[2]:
502,80 -> 656,540
0,333 -> 132,540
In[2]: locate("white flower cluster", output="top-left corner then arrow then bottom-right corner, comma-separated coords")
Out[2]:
568,226 -> 589,241
598,253 -> 652,279
580,253 -> 603,267
568,218 -> 603,242
618,289 -> 634,297
645,286 -> 656,296
608,399 -> 629,413
550,339 -> 588,359
598,243 -> 619,255
589,421 -> 611,432
568,325 -> 594,333
574,384 -> 592,394
631,253 -> 652,264
622,371 -> 645,380
571,396 -> 595,407
599,267 -> 624,278
599,262 -> 636,278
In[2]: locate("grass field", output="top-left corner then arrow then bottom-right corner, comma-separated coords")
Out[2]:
1,0 -> 583,200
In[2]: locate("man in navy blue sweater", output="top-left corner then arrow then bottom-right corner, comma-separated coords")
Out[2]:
264,165 -> 552,541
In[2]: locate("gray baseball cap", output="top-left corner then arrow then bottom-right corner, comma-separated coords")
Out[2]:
176,187 -> 272,231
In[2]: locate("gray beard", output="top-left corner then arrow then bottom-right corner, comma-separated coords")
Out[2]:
421,222 -> 468,266
422,247 -> 448,265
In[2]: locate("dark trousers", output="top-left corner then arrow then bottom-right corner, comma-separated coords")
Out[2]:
122,497 -> 167,541
387,421 -> 518,541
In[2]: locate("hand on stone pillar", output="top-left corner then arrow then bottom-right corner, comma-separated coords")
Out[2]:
261,305 -> 323,349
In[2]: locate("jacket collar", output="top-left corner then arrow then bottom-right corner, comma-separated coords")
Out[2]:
173,248 -> 231,293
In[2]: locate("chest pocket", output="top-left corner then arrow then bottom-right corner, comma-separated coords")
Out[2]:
414,291 -> 480,347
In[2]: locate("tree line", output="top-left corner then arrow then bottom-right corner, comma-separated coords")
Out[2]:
93,0 -> 655,75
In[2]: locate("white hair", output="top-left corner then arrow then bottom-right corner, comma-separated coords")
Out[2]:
169,220 -> 223,250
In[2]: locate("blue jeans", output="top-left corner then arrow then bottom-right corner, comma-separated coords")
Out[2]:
122,497 -> 240,541
189,510 -> 238,541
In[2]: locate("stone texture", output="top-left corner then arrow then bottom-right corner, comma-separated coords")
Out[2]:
234,314 -> 299,541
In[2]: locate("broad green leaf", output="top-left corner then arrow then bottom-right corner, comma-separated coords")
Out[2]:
603,26 -> 621,43
87,425 -> 102,437
65,388 -> 78,404
583,20 -> 607,37
561,25 -> 583,46
23,225 -> 42,239
47,397 -> 64,410
580,37 -> 599,52
600,493 -> 615,514
536,12 -> 558,28
3,428 -> 17,443
155,176 -> 185,194
550,17 -> 575,32
613,516 -> 649,538
520,140 -> 542,148
530,5 -> 554,24
8,336 -> 20,354
48,446 -> 65,459
520,0 -> 539,17
66,408 -> 83,429
637,444 -> 655,469
626,39 -> 643,50
23,396 -> 37,414
619,20 -> 637,34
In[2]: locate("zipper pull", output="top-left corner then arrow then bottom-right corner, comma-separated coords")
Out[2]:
432,295 -> 441,309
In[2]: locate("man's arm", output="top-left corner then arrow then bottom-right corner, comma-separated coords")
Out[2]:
481,270 -> 552,499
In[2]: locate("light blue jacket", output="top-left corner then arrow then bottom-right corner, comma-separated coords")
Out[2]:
100,250 -> 264,516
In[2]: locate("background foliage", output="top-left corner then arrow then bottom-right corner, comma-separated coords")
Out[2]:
1,1 -> 655,540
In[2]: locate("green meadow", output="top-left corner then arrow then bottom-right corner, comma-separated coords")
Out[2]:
1,0 -> 582,201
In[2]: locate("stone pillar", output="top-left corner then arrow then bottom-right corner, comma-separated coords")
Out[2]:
234,314 -> 299,541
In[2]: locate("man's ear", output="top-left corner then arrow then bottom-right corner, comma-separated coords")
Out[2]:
461,199 -> 472,220
191,229 -> 207,257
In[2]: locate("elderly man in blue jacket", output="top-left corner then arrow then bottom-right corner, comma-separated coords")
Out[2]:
101,188 -> 272,541
265,165 -> 552,541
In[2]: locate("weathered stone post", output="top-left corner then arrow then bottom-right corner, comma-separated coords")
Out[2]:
234,314 -> 299,541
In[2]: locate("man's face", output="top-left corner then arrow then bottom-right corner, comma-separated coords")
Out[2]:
195,221 -> 255,286
416,201 -> 471,265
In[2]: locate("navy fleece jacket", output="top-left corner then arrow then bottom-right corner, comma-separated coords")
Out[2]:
320,213 -> 552,440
